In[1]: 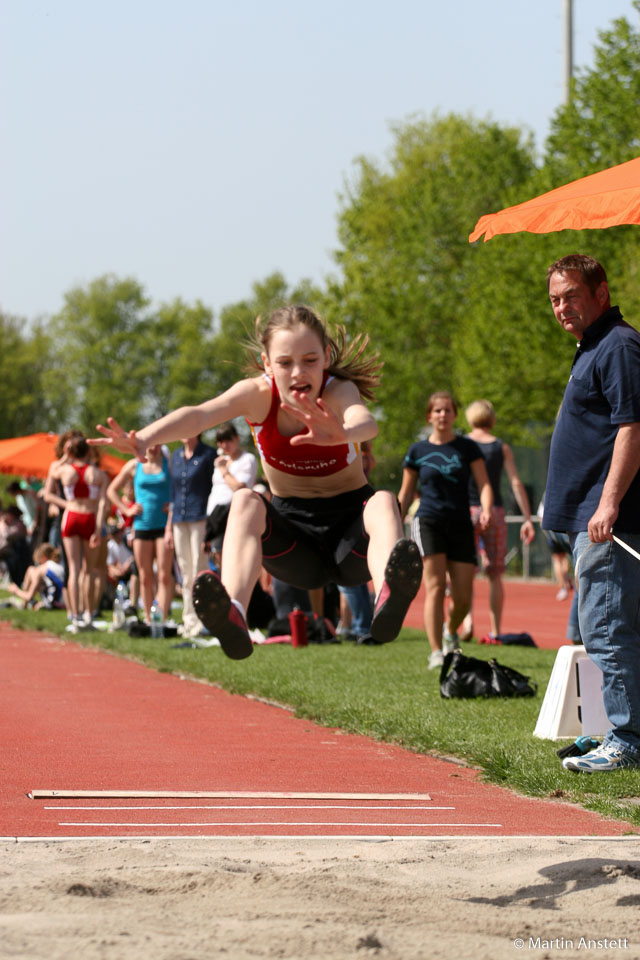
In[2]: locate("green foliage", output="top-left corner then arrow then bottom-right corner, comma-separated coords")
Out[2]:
0,313 -> 59,438
328,113 -> 537,479
453,6 -> 640,445
546,2 -> 640,182
144,298 -> 219,420
45,274 -> 153,433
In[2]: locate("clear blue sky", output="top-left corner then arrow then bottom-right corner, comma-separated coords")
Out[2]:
2,0 -> 637,323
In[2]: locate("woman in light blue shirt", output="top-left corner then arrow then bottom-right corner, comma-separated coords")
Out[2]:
107,445 -> 173,625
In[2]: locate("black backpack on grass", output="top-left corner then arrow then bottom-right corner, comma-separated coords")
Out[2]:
439,650 -> 537,699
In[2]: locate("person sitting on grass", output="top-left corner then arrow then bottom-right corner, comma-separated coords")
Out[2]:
91,304 -> 422,661
7,543 -> 65,610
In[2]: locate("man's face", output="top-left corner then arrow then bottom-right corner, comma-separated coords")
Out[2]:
548,270 -> 609,340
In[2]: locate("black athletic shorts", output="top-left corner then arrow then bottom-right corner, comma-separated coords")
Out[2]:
411,515 -> 476,564
134,527 -> 166,542
260,485 -> 374,590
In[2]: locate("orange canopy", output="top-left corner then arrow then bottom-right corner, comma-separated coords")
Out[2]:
469,156 -> 640,243
0,433 -> 128,480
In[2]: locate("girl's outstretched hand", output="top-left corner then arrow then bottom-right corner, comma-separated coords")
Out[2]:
281,396 -> 347,447
89,418 -> 147,461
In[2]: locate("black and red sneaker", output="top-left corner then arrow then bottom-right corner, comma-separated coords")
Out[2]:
192,571 -> 253,660
370,539 -> 422,644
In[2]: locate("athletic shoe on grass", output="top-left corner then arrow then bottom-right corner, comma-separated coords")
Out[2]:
562,740 -> 640,773
192,571 -> 253,660
370,538 -> 422,644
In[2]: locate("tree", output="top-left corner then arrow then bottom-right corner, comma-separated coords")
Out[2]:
328,113 -> 536,481
543,2 -> 640,327
0,313 -> 59,439
144,299 -> 219,421
455,5 -> 640,445
45,275 -> 153,433
546,3 -> 640,182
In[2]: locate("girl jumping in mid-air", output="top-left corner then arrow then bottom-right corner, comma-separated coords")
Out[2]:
92,304 -> 421,659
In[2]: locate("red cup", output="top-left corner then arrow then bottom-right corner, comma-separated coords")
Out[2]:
288,607 -> 308,647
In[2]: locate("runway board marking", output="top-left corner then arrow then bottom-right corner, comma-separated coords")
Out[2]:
45,804 -> 452,811
30,790 -> 432,801
58,821 -> 503,828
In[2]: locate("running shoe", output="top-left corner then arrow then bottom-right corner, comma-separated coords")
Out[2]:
370,539 -> 422,644
562,740 -> 640,773
191,572 -> 253,660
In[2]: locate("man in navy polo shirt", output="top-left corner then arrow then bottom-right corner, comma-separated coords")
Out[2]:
544,254 -> 640,773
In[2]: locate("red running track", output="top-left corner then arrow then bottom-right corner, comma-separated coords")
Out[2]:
405,576 -> 573,649
0,607 -> 633,840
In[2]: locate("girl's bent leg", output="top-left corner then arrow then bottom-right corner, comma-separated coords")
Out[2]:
192,490 -> 265,660
362,491 -> 404,593
363,492 -> 422,643
220,489 -> 267,612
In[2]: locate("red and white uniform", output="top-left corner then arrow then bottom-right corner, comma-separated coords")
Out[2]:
248,373 -> 358,477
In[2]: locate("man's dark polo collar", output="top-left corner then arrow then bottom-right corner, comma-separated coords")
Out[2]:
580,305 -> 623,345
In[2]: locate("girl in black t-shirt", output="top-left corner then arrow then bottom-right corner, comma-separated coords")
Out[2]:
398,392 -> 493,671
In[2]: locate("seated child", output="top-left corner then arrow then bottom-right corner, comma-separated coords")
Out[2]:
8,543 -> 65,610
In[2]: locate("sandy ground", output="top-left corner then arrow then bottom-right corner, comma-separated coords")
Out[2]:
1,838 -> 640,959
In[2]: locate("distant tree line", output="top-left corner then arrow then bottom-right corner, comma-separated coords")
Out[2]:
3,6 -> 640,489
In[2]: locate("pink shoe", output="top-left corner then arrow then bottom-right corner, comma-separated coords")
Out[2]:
192,572 -> 253,660
370,539 -> 422,644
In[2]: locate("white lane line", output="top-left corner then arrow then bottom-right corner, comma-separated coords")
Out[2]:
59,821 -> 503,828
47,804 -> 453,811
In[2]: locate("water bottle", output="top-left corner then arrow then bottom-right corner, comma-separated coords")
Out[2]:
112,589 -> 125,631
110,581 -> 128,631
288,606 -> 308,648
150,599 -> 163,638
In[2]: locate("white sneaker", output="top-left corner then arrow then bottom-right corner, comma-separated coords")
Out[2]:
563,740 -> 640,773
428,649 -> 445,671
442,627 -> 460,655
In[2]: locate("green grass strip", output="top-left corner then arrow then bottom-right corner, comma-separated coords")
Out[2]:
1,603 -> 639,829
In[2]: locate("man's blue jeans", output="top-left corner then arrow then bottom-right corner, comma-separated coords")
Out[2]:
571,531 -> 640,759
338,583 -> 372,636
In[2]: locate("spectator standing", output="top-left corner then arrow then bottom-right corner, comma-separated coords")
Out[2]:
545,254 -> 640,773
204,423 -> 257,545
0,506 -> 31,586
107,445 -> 173,624
398,392 -> 493,670
7,480 -> 43,547
165,435 -> 215,637
461,400 -> 535,641
43,435 -> 108,630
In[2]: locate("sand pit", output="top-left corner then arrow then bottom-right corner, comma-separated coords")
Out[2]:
2,837 -> 640,959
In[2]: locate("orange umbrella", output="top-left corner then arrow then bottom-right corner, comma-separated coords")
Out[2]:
469,156 -> 640,243
0,433 -> 128,480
